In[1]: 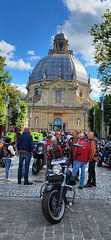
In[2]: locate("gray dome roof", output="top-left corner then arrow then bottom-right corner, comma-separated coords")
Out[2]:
30,54 -> 88,84
54,33 -> 68,40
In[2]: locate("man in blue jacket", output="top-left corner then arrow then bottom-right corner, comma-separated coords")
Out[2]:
17,127 -> 34,185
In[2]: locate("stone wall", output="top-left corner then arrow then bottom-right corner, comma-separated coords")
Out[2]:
27,77 -> 91,132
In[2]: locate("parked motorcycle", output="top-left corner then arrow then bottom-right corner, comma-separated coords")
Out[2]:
0,153 -> 5,167
0,139 -> 5,167
40,153 -> 76,224
32,141 -> 45,175
98,140 -> 111,168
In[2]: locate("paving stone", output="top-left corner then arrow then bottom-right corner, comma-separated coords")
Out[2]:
0,156 -> 111,200
0,157 -> 111,240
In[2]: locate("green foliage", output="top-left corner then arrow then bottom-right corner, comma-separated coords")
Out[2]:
88,107 -> 94,131
0,52 -> 26,128
89,9 -> 111,87
0,53 -> 12,125
103,94 -> 111,127
10,100 -> 27,129
7,84 -> 26,108
88,104 -> 100,136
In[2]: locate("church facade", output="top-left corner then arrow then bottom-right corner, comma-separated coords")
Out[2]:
26,31 -> 93,132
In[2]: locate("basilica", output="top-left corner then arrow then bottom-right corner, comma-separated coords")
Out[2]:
26,30 -> 93,132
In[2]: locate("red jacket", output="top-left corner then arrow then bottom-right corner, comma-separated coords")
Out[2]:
73,139 -> 91,163
45,141 -> 51,148
89,140 -> 98,161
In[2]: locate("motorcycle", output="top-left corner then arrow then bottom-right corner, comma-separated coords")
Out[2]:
32,141 -> 46,175
0,152 -> 5,167
98,140 -> 111,168
40,153 -> 77,224
0,139 -> 5,168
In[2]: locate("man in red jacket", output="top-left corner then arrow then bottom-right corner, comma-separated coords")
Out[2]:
72,132 -> 91,189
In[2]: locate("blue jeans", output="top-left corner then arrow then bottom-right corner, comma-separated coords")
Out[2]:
72,161 -> 86,187
4,158 -> 12,179
18,152 -> 31,183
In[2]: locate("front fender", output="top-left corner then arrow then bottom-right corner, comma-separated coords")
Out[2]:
45,183 -> 60,192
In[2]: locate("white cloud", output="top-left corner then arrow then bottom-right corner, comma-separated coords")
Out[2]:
62,0 -> 111,66
7,59 -> 32,70
11,83 -> 27,94
0,40 -> 32,70
90,78 -> 101,100
27,50 -> 35,55
27,49 -> 40,61
29,55 -> 40,61
63,0 -> 111,15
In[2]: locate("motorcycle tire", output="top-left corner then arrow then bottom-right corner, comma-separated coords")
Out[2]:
97,160 -> 102,167
32,159 -> 43,175
39,158 -> 44,170
42,189 -> 65,224
0,158 -> 5,168
108,158 -> 111,168
32,161 -> 39,175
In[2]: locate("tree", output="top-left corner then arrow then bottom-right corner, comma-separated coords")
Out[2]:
0,52 -> 27,128
103,94 -> 111,128
88,104 -> 100,137
10,100 -> 27,129
7,84 -> 25,108
0,54 -> 12,125
89,9 -> 111,89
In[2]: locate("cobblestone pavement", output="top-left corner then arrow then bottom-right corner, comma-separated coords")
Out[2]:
0,198 -> 111,240
0,156 -> 111,240
0,156 -> 111,200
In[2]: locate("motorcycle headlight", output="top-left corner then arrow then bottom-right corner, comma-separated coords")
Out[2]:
53,164 -> 62,174
38,146 -> 43,152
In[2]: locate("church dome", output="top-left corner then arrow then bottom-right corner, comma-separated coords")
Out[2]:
54,33 -> 68,40
30,54 -> 88,84
29,31 -> 88,84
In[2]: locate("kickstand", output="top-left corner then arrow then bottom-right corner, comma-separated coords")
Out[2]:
66,205 -> 75,213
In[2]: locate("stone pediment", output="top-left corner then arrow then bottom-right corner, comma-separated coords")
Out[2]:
43,79 -> 77,90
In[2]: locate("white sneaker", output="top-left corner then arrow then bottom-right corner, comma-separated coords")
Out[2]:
4,178 -> 11,182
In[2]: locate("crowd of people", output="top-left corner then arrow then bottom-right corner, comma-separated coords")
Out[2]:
0,126 -> 98,188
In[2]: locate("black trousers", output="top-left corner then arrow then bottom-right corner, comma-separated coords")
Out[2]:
88,160 -> 96,184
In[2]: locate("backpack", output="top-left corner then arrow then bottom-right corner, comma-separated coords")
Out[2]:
3,144 -> 10,157
49,144 -> 61,159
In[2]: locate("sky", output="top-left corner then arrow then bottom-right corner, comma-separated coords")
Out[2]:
0,0 -> 111,101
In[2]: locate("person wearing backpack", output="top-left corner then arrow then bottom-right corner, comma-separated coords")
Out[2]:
84,132 -> 98,187
72,132 -> 91,189
3,137 -> 15,182
47,136 -> 62,168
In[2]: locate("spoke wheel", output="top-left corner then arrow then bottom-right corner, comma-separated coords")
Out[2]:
42,189 -> 65,224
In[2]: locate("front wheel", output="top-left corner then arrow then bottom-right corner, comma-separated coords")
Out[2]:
108,157 -> 111,168
97,159 -> 102,167
32,161 -> 39,175
42,189 -> 65,224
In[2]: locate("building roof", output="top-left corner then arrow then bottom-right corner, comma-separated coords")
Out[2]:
30,54 -> 88,84
29,31 -> 88,84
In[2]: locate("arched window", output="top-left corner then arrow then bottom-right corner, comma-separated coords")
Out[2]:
35,117 -> 39,125
77,118 -> 81,126
79,91 -> 82,98
34,88 -> 38,96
